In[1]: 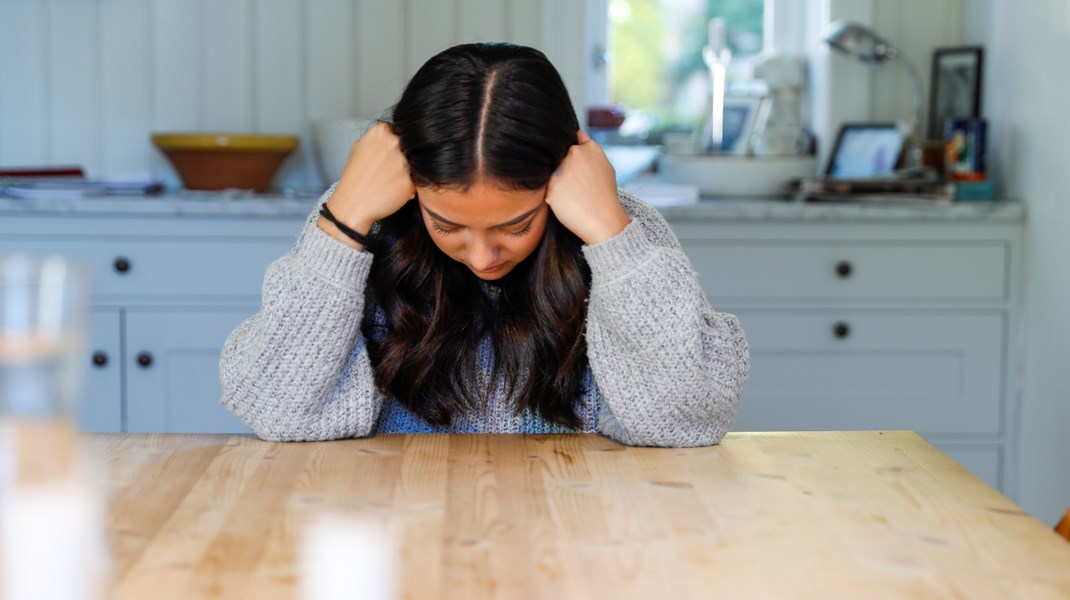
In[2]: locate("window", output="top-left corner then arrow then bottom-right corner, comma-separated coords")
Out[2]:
602,0 -> 766,136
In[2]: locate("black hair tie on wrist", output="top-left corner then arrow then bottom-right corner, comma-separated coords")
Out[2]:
319,203 -> 369,247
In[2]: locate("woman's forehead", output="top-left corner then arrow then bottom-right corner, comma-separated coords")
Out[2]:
417,182 -> 545,226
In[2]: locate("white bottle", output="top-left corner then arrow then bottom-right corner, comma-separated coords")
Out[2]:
701,17 -> 733,152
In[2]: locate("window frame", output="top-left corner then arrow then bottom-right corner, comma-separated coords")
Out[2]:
585,0 -> 817,124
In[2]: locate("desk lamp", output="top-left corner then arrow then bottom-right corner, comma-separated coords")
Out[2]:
823,20 -> 924,171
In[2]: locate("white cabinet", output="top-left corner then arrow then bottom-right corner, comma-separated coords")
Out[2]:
733,311 -> 1004,434
125,309 -> 255,433
83,309 -> 122,432
669,216 -> 1023,494
687,241 -> 1009,300
4,237 -> 292,301
0,210 -> 297,436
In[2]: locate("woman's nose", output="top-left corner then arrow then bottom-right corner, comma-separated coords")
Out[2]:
467,237 -> 499,270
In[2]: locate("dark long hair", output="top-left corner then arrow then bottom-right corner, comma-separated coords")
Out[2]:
363,43 -> 591,428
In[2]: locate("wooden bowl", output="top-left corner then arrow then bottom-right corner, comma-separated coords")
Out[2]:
151,133 -> 299,193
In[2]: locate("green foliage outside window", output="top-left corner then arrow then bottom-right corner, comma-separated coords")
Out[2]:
609,0 -> 763,131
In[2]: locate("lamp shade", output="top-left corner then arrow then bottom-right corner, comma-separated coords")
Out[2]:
823,20 -> 895,65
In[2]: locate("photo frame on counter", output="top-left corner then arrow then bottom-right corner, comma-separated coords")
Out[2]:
928,46 -> 984,140
824,122 -> 904,179
721,96 -> 763,155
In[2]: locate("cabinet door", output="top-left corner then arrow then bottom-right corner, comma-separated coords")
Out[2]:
81,310 -> 122,432
729,310 -> 1004,436
125,308 -> 256,433
940,445 -> 1002,491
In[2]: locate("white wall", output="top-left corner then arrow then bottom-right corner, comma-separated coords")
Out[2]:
811,0 -> 963,169
0,0 -> 586,191
869,0 -> 964,139
978,0 -> 1070,526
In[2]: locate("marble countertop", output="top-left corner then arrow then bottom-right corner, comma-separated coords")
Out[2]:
0,190 -> 1025,223
650,196 -> 1023,223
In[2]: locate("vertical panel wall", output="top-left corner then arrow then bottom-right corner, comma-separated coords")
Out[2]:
202,0 -> 255,133
355,1 -> 406,121
809,0 -> 964,169
0,0 -> 585,190
98,0 -> 153,182
869,0 -> 964,140
46,0 -> 101,175
0,0 -> 49,166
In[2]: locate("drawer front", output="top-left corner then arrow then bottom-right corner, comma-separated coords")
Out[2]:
729,310 -> 1004,436
0,237 -> 292,298
683,242 -> 1008,301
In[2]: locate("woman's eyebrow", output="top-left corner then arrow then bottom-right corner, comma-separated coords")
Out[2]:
424,205 -> 541,229
492,206 -> 541,227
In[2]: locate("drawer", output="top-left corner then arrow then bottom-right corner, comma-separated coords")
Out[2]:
0,237 -> 291,298
683,241 -> 1008,301
730,310 -> 1004,436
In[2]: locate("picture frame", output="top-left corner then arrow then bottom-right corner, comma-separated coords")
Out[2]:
721,96 -> 763,155
928,46 -> 984,140
824,122 -> 904,178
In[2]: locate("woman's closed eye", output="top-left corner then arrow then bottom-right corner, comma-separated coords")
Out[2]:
505,221 -> 534,238
430,220 -> 535,238
430,222 -> 457,235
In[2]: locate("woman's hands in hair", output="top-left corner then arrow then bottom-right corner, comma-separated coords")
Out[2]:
545,130 -> 630,245
319,122 -> 416,250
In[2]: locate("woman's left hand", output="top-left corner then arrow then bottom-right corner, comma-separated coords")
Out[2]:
545,130 -> 631,245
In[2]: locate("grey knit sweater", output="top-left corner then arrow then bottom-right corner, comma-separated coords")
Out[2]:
219,187 -> 749,447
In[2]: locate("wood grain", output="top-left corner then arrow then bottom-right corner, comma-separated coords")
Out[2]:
84,432 -> 1070,599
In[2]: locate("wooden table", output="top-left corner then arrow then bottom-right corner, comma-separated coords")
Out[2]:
88,432 -> 1070,598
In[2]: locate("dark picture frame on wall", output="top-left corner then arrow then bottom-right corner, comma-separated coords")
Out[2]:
928,46 -> 984,140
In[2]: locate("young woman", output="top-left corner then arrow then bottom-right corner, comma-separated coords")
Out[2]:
220,42 -> 748,447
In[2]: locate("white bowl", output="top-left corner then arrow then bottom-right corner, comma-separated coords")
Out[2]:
658,154 -> 819,197
311,117 -> 376,187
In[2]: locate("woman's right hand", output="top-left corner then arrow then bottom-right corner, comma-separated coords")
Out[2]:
319,122 -> 416,249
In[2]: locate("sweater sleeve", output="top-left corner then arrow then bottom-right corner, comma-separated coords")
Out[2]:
581,191 -> 749,447
219,186 -> 386,441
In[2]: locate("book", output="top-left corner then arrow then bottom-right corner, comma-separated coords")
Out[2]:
0,178 -> 164,199
796,176 -> 955,203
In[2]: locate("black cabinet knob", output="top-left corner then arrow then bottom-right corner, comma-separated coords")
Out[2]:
833,322 -> 851,339
113,257 -> 131,273
136,352 -> 154,368
91,351 -> 109,367
835,261 -> 853,278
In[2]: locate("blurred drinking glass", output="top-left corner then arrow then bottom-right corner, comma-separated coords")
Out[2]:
0,255 -> 108,600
